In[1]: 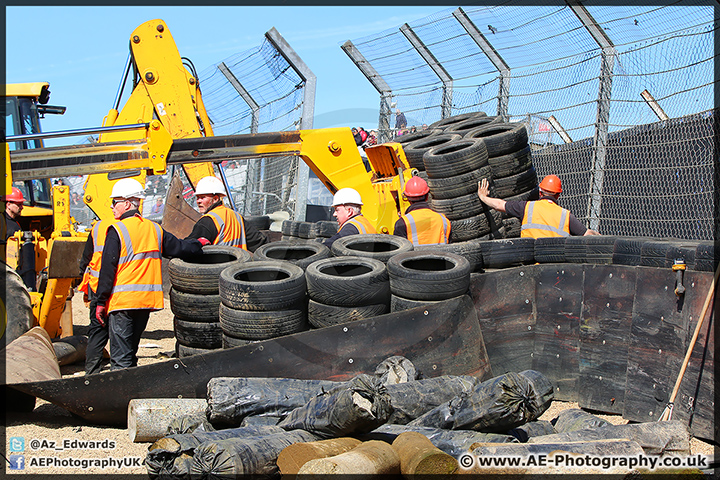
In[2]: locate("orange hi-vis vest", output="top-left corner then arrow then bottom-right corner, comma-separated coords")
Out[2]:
345,215 -> 376,235
205,205 -> 247,249
107,215 -> 164,313
521,199 -> 571,239
80,219 -> 114,294
402,209 -> 451,245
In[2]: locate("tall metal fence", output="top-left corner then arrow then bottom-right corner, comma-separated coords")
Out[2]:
344,2 -> 717,240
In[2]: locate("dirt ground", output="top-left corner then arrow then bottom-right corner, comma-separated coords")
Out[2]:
4,290 -> 716,475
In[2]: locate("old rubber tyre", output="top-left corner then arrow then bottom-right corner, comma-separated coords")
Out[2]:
430,191 -> 486,220
427,166 -> 491,200
488,146 -> 534,178
244,215 -> 271,231
480,238 -> 536,268
423,138 -> 489,179
311,221 -> 338,238
693,242 -> 716,272
491,166 -> 538,198
168,245 -> 252,294
428,112 -> 486,131
664,241 -> 699,269
444,115 -> 502,136
281,220 -> 302,237
390,293 -> 470,312
331,234 -> 413,263
450,209 -> 503,241
403,133 -> 462,171
640,240 -> 672,267
2,265 -> 33,348
564,236 -> 588,264
500,187 -> 539,205
219,303 -> 307,340
219,261 -> 306,311
308,299 -> 388,328
174,318 -> 222,349
585,236 -> 616,264
169,287 -> 221,322
534,237 -> 567,263
222,333 -> 253,349
297,222 -> 314,239
387,251 -> 471,301
502,217 -> 522,238
415,239 -> 484,272
305,256 -> 389,307
253,240 -> 330,270
176,342 -> 220,358
464,122 -> 529,157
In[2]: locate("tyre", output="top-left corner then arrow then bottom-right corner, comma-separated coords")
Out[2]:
311,221 -> 338,238
307,300 -> 388,328
390,293 -> 470,312
534,237 -> 567,263
331,234 -> 413,263
500,188 -> 538,205
281,220 -> 302,237
168,246 -> 252,294
414,238 -> 484,272
427,166 -> 491,200
613,253 -> 641,266
444,115 -> 502,136
176,342 -> 219,358
585,236 -> 616,264
564,236 -> 588,264
693,242 -> 716,272
253,240 -> 330,270
464,122 -> 529,157
488,146 -> 533,178
219,304 -> 307,340
450,209 -> 503,241
219,261 -> 306,311
387,251 -> 471,301
640,240 -> 671,267
430,192 -> 486,220
480,238 -> 536,268
305,256 -> 389,306
664,242 -> 699,269
391,129 -> 443,165
222,334 -> 253,349
428,112 -> 486,131
491,166 -> 538,198
423,139 -> 489,179
502,217 -> 522,238
169,287 -> 221,322
403,133 -> 462,171
244,215 -> 271,231
173,317 -> 223,349
612,237 -> 648,266
297,222 -> 314,239
2,265 -> 33,348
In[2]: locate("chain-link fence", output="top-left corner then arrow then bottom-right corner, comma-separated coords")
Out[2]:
344,3 -> 716,240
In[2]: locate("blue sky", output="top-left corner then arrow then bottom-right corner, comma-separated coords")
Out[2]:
6,6 -> 443,146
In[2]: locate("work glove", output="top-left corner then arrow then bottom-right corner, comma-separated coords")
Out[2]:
96,305 -> 107,328
198,237 -> 211,246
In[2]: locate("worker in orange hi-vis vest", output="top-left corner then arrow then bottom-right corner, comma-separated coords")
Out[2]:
393,176 -> 451,245
477,175 -> 599,239
185,176 -> 267,252
323,187 -> 376,247
93,178 -> 210,371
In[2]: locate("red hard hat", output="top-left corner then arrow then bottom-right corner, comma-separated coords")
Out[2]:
539,175 -> 562,194
3,187 -> 25,203
404,176 -> 430,198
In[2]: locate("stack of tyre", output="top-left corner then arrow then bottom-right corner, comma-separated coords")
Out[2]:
168,246 -> 251,357
464,122 -> 537,238
388,250 -> 472,312
218,261 -> 309,348
280,220 -> 337,244
305,256 -> 391,328
253,240 -> 330,270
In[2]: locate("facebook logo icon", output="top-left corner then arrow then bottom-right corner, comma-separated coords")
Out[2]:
9,455 -> 25,470
9,437 -> 24,452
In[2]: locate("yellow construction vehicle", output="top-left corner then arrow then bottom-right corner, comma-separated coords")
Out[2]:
4,19 -> 414,342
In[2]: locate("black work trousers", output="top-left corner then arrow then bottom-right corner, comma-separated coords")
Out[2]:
108,309 -> 150,370
84,288 -> 108,375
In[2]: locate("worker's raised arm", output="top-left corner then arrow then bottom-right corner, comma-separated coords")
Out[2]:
477,178 -> 507,213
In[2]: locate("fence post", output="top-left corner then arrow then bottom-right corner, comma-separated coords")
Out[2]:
265,27 -> 316,221
341,40 -> 393,143
568,2 -> 615,232
452,7 -> 511,121
400,23 -> 454,119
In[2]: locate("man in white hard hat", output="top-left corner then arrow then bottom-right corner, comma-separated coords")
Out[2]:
185,176 -> 267,252
94,178 -> 209,372
322,187 -> 376,247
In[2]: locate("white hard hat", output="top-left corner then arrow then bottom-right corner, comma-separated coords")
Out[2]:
109,178 -> 145,199
195,176 -> 227,196
331,187 -> 363,207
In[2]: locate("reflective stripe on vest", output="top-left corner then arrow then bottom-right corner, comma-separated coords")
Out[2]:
521,199 -> 571,238
206,206 -> 247,249
403,209 -> 450,245
107,216 -> 164,313
345,215 -> 376,235
82,219 -> 114,293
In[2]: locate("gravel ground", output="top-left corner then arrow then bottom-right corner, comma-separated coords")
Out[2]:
4,290 -> 716,475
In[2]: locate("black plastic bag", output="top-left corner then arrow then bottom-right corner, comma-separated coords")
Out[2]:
166,412 -> 216,436
374,355 -> 419,385
385,375 -> 478,424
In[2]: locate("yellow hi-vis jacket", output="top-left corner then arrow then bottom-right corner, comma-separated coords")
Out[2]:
401,209 -> 451,245
345,215 -> 376,235
521,199 -> 571,239
80,219 -> 114,294
205,205 -> 247,249
107,216 -> 164,313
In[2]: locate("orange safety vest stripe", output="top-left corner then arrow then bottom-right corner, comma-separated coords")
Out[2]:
521,199 -> 571,239
345,215 -> 376,235
81,219 -> 115,293
205,205 -> 247,249
402,209 -> 451,245
107,216 -> 164,313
